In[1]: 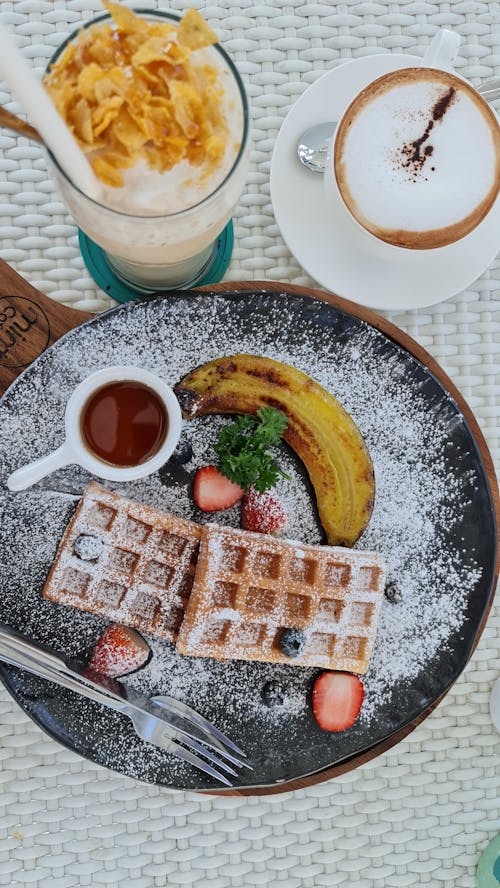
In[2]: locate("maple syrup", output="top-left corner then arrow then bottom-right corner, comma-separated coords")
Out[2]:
81,381 -> 168,467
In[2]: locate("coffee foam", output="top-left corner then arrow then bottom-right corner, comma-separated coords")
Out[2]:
334,68 -> 500,249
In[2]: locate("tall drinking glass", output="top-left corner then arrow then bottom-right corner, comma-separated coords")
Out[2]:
44,10 -> 250,291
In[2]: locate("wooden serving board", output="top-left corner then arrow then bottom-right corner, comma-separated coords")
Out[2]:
0,259 -> 92,395
0,259 -> 498,796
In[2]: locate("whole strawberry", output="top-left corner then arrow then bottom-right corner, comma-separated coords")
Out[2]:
241,487 -> 289,535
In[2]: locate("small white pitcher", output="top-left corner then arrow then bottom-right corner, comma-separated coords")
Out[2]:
7,365 -> 182,491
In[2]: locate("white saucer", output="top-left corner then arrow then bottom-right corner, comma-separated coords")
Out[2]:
270,54 -> 500,312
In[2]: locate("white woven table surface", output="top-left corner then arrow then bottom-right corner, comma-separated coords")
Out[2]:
0,2 -> 499,886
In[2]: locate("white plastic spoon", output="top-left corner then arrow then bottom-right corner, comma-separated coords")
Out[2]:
0,20 -> 102,200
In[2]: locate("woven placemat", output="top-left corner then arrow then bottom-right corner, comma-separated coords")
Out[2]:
0,2 -> 499,886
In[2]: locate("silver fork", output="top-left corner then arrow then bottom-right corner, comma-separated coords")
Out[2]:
0,623 -> 248,762
0,630 -> 248,786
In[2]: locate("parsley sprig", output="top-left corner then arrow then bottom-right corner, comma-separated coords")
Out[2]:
214,407 -> 289,493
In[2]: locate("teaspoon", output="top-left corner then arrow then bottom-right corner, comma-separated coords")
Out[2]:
297,76 -> 500,174
297,122 -> 335,173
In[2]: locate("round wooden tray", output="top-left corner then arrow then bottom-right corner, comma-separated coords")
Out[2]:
0,259 -> 498,796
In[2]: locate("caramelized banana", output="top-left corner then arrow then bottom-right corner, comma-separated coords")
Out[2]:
175,355 -> 374,546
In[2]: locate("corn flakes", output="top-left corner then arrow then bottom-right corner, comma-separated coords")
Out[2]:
43,3 -> 227,187
177,8 -> 219,50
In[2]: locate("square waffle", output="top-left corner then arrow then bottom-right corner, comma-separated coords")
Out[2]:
42,482 -> 201,641
176,525 -> 386,674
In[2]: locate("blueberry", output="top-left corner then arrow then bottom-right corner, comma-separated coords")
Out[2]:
74,534 -> 103,562
384,581 -> 402,603
168,440 -> 193,468
262,680 -> 285,707
279,628 -> 306,658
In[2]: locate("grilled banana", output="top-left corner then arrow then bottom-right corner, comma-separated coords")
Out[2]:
175,355 -> 375,546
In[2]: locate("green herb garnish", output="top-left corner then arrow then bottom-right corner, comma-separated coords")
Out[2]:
214,407 -> 289,493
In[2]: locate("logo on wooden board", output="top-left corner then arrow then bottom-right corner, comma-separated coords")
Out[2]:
0,296 -> 51,369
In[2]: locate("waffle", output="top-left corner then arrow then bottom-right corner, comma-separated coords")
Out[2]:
176,525 -> 386,674
42,482 -> 201,641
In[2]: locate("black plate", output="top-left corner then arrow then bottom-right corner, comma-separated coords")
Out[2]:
0,288 -> 496,791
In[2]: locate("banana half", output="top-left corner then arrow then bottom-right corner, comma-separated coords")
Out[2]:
174,355 -> 375,547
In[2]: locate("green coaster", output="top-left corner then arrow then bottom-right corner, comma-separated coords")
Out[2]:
78,221 -> 234,303
477,835 -> 500,888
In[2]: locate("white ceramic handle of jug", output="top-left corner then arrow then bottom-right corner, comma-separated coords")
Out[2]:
7,442 -> 74,491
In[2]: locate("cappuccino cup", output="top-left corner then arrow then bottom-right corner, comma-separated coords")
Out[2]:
328,31 -> 500,250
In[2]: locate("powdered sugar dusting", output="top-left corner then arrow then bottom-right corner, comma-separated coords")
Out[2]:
0,291 -> 490,787
74,533 -> 104,561
241,487 -> 289,535
89,625 -> 150,678
176,523 -> 385,674
43,482 -> 201,642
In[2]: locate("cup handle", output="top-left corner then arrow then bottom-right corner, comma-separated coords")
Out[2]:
7,442 -> 74,491
422,29 -> 461,71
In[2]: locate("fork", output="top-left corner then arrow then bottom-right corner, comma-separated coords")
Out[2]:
0,622 -> 248,763
0,627 -> 248,786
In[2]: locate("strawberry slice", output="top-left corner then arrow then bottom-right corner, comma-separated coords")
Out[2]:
312,672 -> 364,732
193,465 -> 243,512
89,624 -> 150,678
241,487 -> 289,535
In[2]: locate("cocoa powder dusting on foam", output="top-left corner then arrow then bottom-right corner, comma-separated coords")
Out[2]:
399,86 -> 456,178
433,87 -> 456,122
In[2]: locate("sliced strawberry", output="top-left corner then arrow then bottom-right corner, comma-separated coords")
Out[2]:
312,671 -> 364,732
241,487 -> 289,535
89,624 -> 151,678
193,465 -> 243,512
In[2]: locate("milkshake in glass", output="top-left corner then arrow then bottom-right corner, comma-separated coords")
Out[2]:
43,7 -> 249,291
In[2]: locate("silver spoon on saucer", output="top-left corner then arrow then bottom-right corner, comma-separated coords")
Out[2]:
297,122 -> 335,173
297,76 -> 500,174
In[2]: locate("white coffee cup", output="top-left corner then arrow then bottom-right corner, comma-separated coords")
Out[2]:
326,30 -> 500,250
7,366 -> 182,491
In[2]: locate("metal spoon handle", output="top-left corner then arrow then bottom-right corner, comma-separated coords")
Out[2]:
477,76 -> 500,96
479,87 -> 500,101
